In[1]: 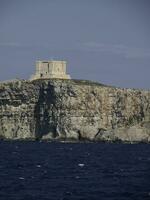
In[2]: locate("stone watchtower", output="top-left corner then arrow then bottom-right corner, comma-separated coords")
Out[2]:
30,60 -> 71,80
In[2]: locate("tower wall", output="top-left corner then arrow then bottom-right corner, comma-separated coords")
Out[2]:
30,60 -> 71,80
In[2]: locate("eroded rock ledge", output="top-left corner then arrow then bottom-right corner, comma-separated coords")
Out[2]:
0,79 -> 150,142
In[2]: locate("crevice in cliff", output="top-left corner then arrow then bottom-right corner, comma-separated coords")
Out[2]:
34,82 -> 58,140
94,128 -> 107,138
77,130 -> 82,140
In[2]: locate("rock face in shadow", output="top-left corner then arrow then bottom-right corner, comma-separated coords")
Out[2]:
0,79 -> 150,142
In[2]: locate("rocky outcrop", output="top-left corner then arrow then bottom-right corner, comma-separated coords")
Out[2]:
0,79 -> 149,142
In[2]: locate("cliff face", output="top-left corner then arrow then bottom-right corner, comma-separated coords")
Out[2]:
0,79 -> 150,142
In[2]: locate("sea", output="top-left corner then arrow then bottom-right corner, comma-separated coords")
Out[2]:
0,141 -> 150,200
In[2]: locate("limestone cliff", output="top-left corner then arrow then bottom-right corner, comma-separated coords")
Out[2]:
0,79 -> 149,142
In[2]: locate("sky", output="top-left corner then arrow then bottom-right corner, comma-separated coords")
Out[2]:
0,0 -> 150,89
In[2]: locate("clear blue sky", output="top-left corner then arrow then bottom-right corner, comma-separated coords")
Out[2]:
0,0 -> 150,89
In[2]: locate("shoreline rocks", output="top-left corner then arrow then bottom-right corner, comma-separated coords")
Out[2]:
0,79 -> 149,143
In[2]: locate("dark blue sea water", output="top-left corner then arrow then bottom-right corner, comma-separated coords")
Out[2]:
0,141 -> 150,200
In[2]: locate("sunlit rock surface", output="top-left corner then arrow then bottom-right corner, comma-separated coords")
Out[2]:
0,79 -> 149,142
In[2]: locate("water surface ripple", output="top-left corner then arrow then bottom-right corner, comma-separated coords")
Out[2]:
0,141 -> 150,200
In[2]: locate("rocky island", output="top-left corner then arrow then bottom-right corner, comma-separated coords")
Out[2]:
0,60 -> 149,142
